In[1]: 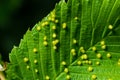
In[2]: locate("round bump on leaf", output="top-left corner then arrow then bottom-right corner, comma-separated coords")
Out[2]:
44,36 -> 47,41
71,49 -> 76,56
43,41 -> 48,46
91,74 -> 97,80
24,57 -> 29,62
26,65 -> 30,69
88,60 -> 92,65
51,18 -> 55,22
81,54 -> 88,60
108,25 -> 113,30
45,75 -> 50,80
96,61 -> 100,65
100,40 -> 105,45
66,75 -> 70,80
55,19 -> 59,23
33,48 -> 37,53
77,61 -> 82,65
88,66 -> 93,72
108,78 -> 112,80
85,60 -> 89,64
44,21 -> 49,25
96,53 -> 102,59
37,26 -> 41,31
35,69 -> 38,73
64,68 -> 69,73
71,49 -> 75,53
107,53 -> 111,58
79,47 -> 84,50
53,46 -> 57,50
52,25 -> 56,30
92,46 -> 97,51
41,22 -> 46,27
48,17 -> 52,21
118,61 -> 120,65
52,33 -> 57,38
34,59 -> 38,64
101,45 -> 106,50
74,17 -> 78,20
79,47 -> 85,53
73,39 -> 77,44
62,23 -> 67,29
61,61 -> 66,66
55,39 -> 59,44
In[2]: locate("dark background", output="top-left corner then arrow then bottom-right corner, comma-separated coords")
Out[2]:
0,0 -> 60,61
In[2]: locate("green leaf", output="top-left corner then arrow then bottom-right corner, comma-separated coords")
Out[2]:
6,0 -> 120,80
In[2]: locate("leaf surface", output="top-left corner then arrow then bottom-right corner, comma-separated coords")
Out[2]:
6,0 -> 120,80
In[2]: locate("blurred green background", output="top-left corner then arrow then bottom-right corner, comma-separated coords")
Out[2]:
0,0 -> 60,61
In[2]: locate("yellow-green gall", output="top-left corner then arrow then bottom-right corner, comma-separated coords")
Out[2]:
108,25 -> 113,30
53,46 -> 57,50
24,57 -> 29,62
51,14 -> 55,18
55,19 -> 59,23
34,59 -> 38,64
48,17 -> 52,21
55,39 -> 59,44
45,75 -> 50,80
81,49 -> 85,54
52,33 -> 57,38
52,25 -> 56,30
26,65 -> 30,69
92,46 -> 97,51
100,40 -> 105,45
51,18 -> 55,22
96,61 -> 100,65
74,17 -> 78,20
79,47 -> 85,53
61,61 -> 66,66
62,23 -> 67,29
52,39 -> 59,45
37,26 -> 41,31
118,61 -> 120,65
81,54 -> 88,60
41,22 -> 46,27
71,49 -> 75,53
77,61 -> 82,65
91,74 -> 97,80
44,21 -> 49,25
101,45 -> 106,50
107,53 -> 111,58
88,60 -> 92,65
96,53 -> 102,59
43,41 -> 48,46
35,69 -> 38,73
79,47 -> 84,51
71,49 -> 76,56
108,78 -> 112,80
73,39 -> 77,44
66,75 -> 70,80
64,68 -> 69,73
88,66 -> 93,72
85,60 -> 89,64
33,48 -> 37,53
44,36 -> 47,41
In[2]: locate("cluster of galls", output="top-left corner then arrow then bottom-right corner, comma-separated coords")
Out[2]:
23,8 -> 118,80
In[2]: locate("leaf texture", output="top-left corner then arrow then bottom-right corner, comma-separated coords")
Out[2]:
6,0 -> 120,80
